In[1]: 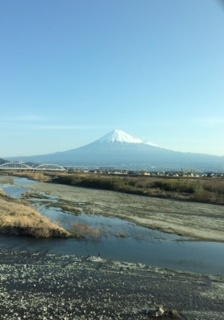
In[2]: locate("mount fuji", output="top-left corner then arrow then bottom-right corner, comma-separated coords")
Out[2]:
7,130 -> 224,172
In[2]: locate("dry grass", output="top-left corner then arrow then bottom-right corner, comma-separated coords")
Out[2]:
0,191 -> 70,238
0,171 -> 52,182
2,170 -> 224,205
71,223 -> 101,239
52,173 -> 224,205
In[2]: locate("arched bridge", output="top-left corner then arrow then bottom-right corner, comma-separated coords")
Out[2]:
0,162 -> 33,170
0,162 -> 66,172
35,164 -> 66,171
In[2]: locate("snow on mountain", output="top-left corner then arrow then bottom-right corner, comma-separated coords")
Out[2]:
143,140 -> 158,147
6,129 -> 224,172
97,130 -> 143,144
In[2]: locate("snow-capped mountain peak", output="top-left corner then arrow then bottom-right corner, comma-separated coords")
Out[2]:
7,129 -> 224,172
98,130 -> 143,144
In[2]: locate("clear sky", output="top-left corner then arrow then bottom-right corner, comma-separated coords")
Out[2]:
1,0 -> 224,157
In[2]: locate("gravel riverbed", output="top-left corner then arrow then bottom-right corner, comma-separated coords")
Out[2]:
0,249 -> 224,320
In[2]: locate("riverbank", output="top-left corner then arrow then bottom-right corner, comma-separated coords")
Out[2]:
54,172 -> 224,205
0,248 -> 224,320
0,189 -> 70,238
0,175 -> 224,318
0,173 -> 224,242
6,171 -> 224,205
1,174 -> 224,242
23,177 -> 224,242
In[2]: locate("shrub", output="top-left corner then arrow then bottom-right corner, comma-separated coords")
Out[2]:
71,223 -> 101,238
150,180 -> 195,194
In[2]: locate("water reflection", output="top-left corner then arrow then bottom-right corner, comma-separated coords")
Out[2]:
36,205 -> 180,242
0,185 -> 28,198
0,233 -> 223,275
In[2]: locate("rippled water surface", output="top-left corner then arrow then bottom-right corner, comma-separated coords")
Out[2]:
0,177 -> 224,275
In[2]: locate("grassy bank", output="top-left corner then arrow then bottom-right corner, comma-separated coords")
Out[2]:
1,171 -> 224,205
0,189 -> 70,238
50,173 -> 224,205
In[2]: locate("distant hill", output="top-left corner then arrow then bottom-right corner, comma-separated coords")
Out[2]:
7,130 -> 224,172
0,158 -> 7,165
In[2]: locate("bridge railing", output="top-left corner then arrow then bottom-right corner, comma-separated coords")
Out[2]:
0,162 -> 66,171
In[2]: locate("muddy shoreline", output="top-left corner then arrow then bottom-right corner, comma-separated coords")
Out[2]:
0,248 -> 224,320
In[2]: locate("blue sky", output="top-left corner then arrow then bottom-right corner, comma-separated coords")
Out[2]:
1,0 -> 224,157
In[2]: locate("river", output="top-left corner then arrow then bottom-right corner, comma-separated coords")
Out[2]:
0,176 -> 224,275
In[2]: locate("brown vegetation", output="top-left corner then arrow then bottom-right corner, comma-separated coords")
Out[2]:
0,190 -> 70,238
2,170 -> 224,205
2,173 -> 223,241
50,173 -> 224,205
0,171 -> 52,182
71,223 -> 101,238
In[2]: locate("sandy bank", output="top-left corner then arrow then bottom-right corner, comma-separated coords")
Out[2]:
26,180 -> 224,242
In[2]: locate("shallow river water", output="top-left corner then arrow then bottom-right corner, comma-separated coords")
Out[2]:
1,177 -> 224,275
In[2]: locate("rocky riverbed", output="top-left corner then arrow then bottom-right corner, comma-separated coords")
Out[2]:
0,249 -> 224,320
